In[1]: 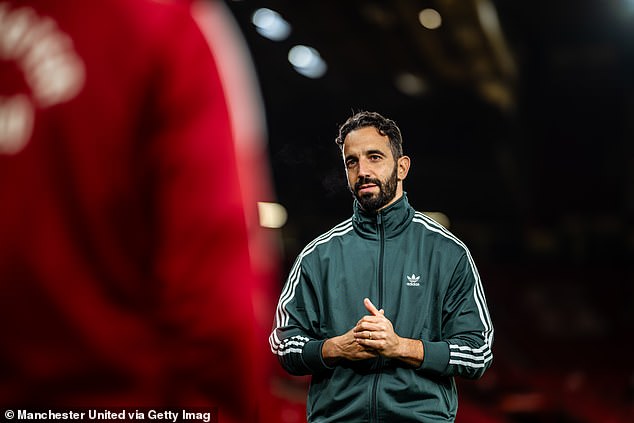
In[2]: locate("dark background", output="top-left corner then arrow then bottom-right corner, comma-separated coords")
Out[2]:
225,1 -> 633,421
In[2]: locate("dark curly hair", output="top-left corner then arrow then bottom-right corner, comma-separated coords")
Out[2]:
335,111 -> 404,159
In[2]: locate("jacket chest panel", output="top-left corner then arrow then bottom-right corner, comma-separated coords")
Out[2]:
316,235 -> 446,339
380,238 -> 444,338
319,244 -> 379,334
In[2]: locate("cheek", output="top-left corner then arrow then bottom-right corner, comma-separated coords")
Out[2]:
346,171 -> 357,188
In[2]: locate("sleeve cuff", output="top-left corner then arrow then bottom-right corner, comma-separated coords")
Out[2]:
302,339 -> 333,373
418,340 -> 450,375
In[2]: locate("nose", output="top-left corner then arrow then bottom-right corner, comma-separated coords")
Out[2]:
357,157 -> 372,177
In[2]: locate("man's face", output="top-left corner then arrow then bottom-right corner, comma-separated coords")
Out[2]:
342,126 -> 408,212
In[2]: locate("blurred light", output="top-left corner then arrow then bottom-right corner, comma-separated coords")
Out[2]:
252,8 -> 291,41
0,94 -> 34,155
418,8 -> 442,30
499,393 -> 548,413
423,212 -> 450,229
258,201 -> 288,228
288,45 -> 327,78
475,0 -> 516,78
477,79 -> 514,111
394,72 -> 428,96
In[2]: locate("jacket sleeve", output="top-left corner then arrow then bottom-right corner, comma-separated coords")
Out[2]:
269,255 -> 331,376
419,252 -> 494,379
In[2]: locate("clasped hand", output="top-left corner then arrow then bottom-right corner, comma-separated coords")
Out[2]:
352,297 -> 402,358
323,298 -> 402,363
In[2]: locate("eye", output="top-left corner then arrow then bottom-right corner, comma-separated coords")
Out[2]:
345,158 -> 358,168
369,154 -> 382,161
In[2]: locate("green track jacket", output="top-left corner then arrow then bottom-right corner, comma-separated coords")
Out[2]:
270,195 -> 493,422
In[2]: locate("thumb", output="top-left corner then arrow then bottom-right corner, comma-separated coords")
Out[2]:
363,298 -> 382,317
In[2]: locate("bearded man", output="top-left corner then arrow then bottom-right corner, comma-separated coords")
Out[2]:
270,111 -> 494,422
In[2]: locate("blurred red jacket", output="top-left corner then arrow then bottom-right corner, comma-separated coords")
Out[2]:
0,0 -> 267,421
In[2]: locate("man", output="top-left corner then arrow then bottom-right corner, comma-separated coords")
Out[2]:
0,1 -> 272,422
270,111 -> 494,422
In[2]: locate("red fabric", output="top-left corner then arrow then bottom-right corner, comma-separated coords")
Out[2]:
0,1 -> 264,421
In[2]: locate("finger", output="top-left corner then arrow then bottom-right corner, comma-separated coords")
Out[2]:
354,321 -> 382,333
354,329 -> 387,344
353,330 -> 371,339
356,315 -> 383,327
364,297 -> 382,317
379,309 -> 385,315
355,335 -> 381,346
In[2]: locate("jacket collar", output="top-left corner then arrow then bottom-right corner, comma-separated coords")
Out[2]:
352,193 -> 414,239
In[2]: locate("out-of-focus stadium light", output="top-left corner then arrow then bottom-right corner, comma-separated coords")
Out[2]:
288,45 -> 327,78
258,201 -> 288,228
252,8 -> 291,41
423,212 -> 450,229
394,72 -> 428,96
419,8 -> 442,30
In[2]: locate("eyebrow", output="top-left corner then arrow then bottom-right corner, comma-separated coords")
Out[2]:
344,149 -> 388,162
365,149 -> 387,157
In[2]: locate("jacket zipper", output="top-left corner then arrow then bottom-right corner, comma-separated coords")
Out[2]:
370,212 -> 385,423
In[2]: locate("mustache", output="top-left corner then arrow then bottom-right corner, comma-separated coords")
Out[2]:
354,176 -> 382,192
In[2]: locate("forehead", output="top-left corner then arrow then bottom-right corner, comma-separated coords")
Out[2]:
342,126 -> 392,157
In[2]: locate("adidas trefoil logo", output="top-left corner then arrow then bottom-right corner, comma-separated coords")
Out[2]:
406,274 -> 421,287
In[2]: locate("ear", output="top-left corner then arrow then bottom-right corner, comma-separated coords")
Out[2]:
397,155 -> 410,181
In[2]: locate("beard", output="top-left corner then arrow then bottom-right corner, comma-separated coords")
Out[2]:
350,164 -> 399,213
